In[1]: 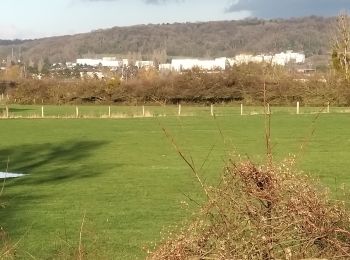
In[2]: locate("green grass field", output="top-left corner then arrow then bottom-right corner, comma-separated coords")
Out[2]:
2,104 -> 350,119
0,106 -> 349,259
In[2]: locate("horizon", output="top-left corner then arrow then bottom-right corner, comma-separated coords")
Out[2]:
1,0 -> 349,40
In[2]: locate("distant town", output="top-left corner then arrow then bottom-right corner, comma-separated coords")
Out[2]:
0,50 -> 308,81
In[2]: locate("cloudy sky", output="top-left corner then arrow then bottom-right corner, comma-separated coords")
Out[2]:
1,0 -> 349,39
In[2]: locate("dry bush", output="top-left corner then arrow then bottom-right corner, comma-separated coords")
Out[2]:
148,158 -> 350,259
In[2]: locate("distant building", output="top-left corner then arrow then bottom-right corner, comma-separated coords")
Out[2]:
227,58 -> 236,66
76,59 -> 101,67
234,54 -> 254,65
212,57 -> 228,70
287,51 -> 306,63
232,51 -> 305,66
171,59 -> 198,71
68,51 -> 305,76
269,51 -> 306,66
263,55 -> 274,64
122,59 -> 129,67
76,58 -> 128,68
159,63 -> 172,71
171,57 -> 228,71
66,62 -> 77,68
135,60 -> 154,69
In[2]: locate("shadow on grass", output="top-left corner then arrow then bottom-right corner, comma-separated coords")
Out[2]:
1,108 -> 35,113
9,108 -> 35,112
0,140 -> 115,254
0,140 -> 111,185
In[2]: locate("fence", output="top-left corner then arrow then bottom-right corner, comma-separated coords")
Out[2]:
0,103 -> 347,119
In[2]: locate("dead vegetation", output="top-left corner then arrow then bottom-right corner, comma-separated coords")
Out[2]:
3,63 -> 350,106
148,158 -> 350,259
150,63 -> 350,259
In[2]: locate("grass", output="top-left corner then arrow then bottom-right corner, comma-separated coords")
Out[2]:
0,108 -> 349,258
1,104 -> 350,118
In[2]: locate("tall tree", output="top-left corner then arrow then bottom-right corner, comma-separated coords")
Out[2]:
332,13 -> 350,80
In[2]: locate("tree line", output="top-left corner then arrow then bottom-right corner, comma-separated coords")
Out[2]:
2,64 -> 349,106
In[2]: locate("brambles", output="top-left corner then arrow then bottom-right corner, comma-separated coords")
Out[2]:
149,159 -> 350,259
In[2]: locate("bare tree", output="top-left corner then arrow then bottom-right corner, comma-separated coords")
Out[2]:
332,13 -> 350,80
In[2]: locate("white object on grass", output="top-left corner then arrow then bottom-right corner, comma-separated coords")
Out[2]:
0,172 -> 25,179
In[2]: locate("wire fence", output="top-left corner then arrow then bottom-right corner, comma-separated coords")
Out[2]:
0,104 -> 349,119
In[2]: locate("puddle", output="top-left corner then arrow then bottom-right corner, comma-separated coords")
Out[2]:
0,172 -> 25,179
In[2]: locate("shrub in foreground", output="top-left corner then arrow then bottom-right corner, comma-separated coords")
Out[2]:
149,159 -> 350,259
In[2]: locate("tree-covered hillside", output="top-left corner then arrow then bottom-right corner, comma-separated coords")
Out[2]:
0,16 -> 333,64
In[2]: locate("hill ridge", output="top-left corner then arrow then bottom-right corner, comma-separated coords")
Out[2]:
0,16 -> 333,64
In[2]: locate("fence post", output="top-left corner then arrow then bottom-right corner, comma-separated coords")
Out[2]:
297,102 -> 300,115
108,106 -> 111,118
76,106 -> 79,118
5,106 -> 9,118
178,104 -> 181,116
41,106 -> 44,118
241,104 -> 243,116
211,104 -> 214,116
142,106 -> 145,117
1,93 -> 3,101
267,103 -> 270,114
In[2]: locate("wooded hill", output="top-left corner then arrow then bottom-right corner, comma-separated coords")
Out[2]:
0,16 -> 333,64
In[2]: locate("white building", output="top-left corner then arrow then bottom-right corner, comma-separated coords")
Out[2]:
262,55 -> 274,64
234,54 -> 254,65
77,59 -> 101,67
171,59 -> 197,71
271,51 -> 305,66
135,60 -> 155,69
76,57 -> 128,68
251,55 -> 265,63
66,62 -> 77,68
272,53 -> 288,66
212,57 -> 228,70
287,51 -> 305,63
159,63 -> 172,71
122,59 -> 129,67
227,58 -> 236,67
235,54 -> 274,64
232,51 -> 305,66
171,57 -> 228,72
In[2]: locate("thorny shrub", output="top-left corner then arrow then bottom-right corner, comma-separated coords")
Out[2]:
148,158 -> 350,259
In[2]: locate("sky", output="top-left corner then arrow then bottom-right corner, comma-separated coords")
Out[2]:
0,0 -> 349,39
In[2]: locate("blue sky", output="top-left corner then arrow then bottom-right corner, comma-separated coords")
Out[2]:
0,0 -> 349,39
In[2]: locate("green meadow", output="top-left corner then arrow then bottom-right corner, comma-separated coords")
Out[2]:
0,106 -> 349,259
2,104 -> 350,118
